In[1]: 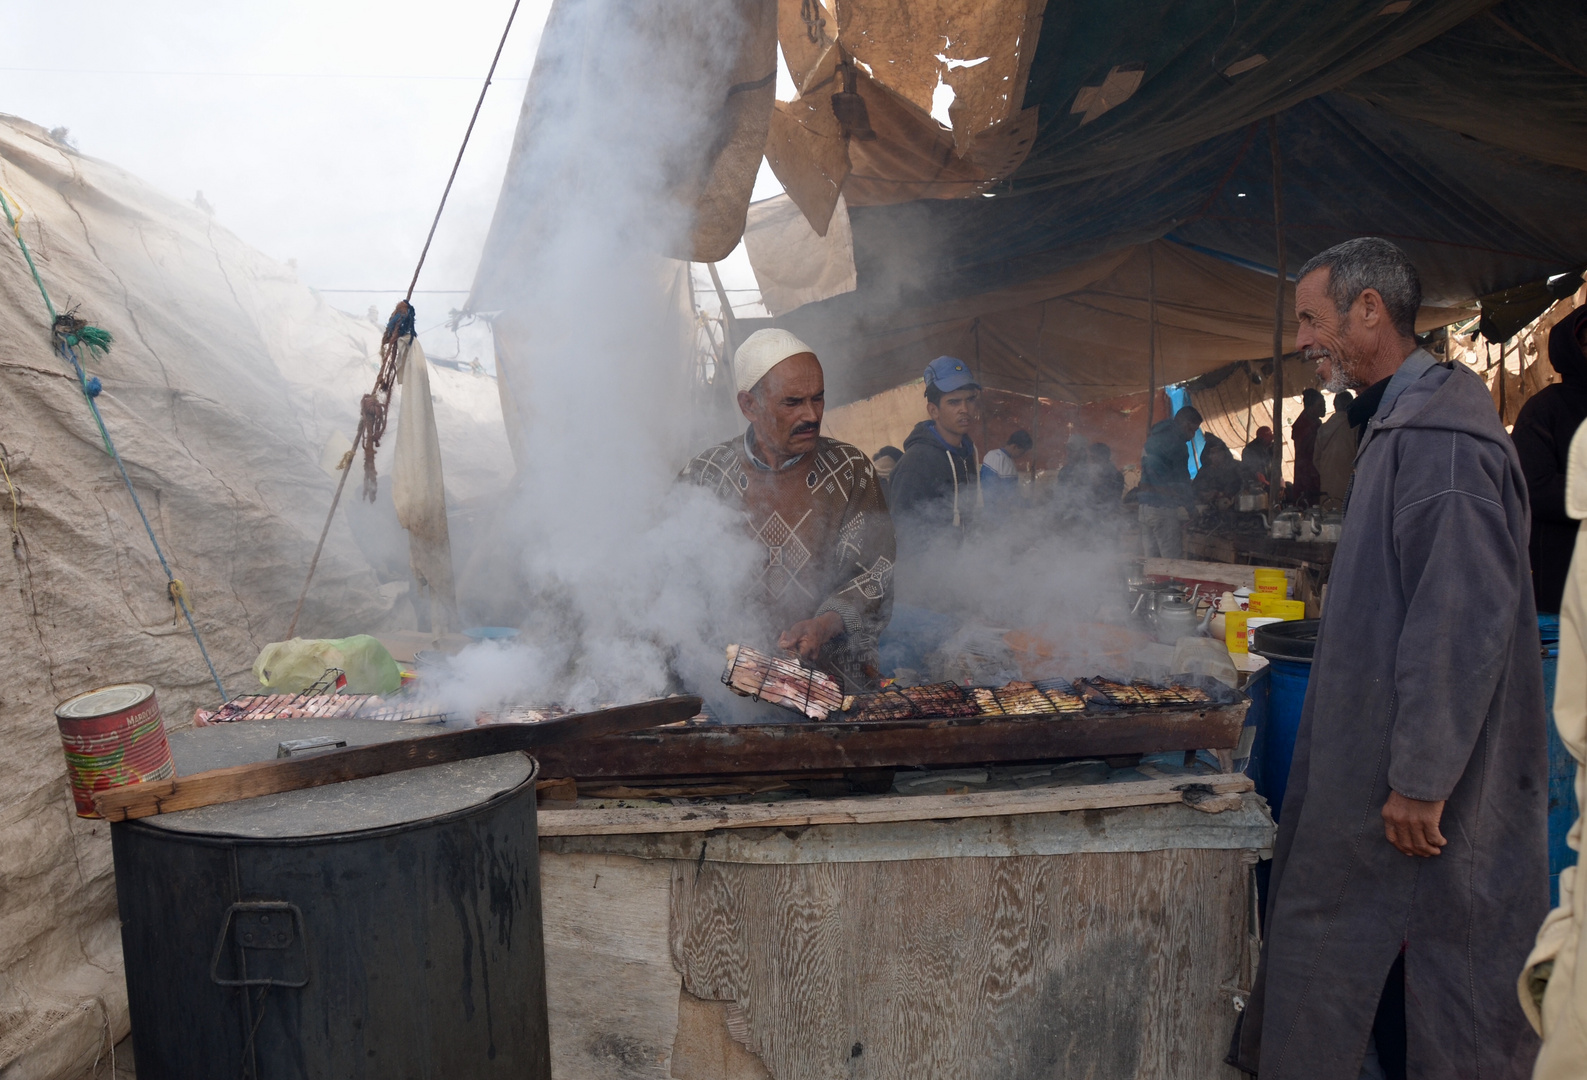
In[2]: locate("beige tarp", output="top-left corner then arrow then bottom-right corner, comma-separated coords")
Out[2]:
767,0 -> 1044,234
392,337 -> 458,632
785,239 -> 1471,406
0,115 -> 510,1078
741,193 -> 857,316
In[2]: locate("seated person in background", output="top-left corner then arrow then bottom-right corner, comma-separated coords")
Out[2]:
980,429 -> 1033,515
889,355 -> 981,556
1088,442 -> 1125,510
872,445 -> 903,501
1192,435 -> 1242,509
1240,425 -> 1275,489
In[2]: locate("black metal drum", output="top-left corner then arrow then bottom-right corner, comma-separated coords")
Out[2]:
110,717 -> 551,1079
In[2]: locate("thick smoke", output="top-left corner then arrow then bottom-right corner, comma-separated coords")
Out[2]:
426,0 -> 769,716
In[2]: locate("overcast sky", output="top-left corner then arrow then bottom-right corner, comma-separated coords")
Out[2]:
1,0 -> 776,354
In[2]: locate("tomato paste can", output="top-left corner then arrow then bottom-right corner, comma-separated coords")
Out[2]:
55,684 -> 175,817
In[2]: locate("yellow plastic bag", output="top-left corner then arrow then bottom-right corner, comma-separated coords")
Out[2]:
252,635 -> 401,695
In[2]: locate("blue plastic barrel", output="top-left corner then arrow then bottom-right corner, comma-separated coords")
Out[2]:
1252,620 -> 1319,821
1540,614 -> 1579,907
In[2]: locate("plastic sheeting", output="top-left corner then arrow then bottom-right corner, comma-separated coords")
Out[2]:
785,238 -> 1467,405
765,0 -> 1044,232
741,193 -> 857,316
471,0 -> 777,303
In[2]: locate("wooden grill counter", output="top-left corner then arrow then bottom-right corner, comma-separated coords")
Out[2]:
536,771 -> 1272,1080
528,677 -> 1248,783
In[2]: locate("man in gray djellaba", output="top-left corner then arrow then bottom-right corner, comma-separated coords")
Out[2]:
1233,237 -> 1547,1079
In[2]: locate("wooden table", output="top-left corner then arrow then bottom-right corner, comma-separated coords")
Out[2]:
535,775 -> 1273,1079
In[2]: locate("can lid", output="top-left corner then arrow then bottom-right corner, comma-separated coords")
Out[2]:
56,683 -> 155,719
145,717 -> 534,839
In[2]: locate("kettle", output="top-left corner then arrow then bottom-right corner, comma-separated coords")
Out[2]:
1155,597 -> 1198,644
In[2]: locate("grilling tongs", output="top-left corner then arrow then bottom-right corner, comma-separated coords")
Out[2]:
93,695 -> 702,821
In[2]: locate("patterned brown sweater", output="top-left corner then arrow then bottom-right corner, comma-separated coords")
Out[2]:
682,431 -> 896,688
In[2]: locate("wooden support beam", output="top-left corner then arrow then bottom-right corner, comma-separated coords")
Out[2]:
93,696 -> 701,821
537,773 -> 1256,836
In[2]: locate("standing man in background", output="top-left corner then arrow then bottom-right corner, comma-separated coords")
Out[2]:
889,356 -> 981,557
1512,307 -> 1587,614
1313,389 -> 1356,509
1136,406 -> 1202,558
1235,237 -> 1545,1080
1291,388 -> 1326,505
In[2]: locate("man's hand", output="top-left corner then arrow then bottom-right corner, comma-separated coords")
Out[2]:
1382,790 -> 1447,857
779,611 -> 845,663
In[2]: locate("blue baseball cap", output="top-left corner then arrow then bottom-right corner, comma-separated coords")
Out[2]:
924,355 -> 978,394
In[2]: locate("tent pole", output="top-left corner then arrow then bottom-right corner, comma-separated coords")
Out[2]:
1269,115 -> 1287,508
1499,338 -> 1509,425
1147,245 -> 1157,431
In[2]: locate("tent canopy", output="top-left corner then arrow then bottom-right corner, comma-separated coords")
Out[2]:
767,0 -> 1587,401
472,0 -> 1587,404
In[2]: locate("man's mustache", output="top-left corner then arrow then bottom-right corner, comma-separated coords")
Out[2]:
1305,347 -> 1334,364
791,422 -> 820,436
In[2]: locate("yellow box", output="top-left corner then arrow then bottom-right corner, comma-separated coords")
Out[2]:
1225,610 -> 1250,654
1253,568 -> 1289,597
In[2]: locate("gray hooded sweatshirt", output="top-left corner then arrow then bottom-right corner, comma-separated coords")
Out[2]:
1236,352 -> 1548,1079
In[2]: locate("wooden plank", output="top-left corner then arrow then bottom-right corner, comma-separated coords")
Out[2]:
1143,557 -> 1295,590
92,696 -> 701,820
541,796 -> 1276,865
539,853 -> 681,1079
529,703 -> 1247,782
669,848 -> 1250,1079
536,774 -> 1254,837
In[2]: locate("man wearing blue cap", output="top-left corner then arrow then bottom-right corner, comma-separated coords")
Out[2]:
889,356 -> 982,557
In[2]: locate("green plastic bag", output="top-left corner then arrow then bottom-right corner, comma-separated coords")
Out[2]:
253,635 -> 402,695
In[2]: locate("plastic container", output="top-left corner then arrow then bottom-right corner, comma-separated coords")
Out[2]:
1225,610 -> 1250,654
1253,567 -> 1288,597
1248,596 -> 1305,621
1252,619 -> 1320,820
1245,616 -> 1283,649
55,684 -> 175,818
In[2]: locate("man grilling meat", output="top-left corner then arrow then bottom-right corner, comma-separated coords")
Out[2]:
683,329 -> 895,691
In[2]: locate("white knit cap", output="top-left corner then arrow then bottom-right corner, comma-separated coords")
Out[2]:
733,328 -> 816,394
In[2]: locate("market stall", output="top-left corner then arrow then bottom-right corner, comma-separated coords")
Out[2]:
537,772 -> 1271,1080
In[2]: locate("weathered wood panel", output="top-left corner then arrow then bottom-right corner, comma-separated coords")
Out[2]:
530,705 -> 1246,782
536,774 -> 1255,837
669,850 -> 1249,1080
542,793 -> 1274,865
539,853 -> 680,1080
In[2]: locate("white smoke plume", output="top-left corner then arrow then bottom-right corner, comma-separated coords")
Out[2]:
425,0 -> 770,717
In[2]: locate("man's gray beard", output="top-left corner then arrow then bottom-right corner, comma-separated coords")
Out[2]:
1311,350 -> 1361,394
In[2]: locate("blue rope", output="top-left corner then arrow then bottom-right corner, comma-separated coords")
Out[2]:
1,190 -> 228,701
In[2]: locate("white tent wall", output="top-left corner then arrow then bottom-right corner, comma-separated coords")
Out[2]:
0,116 -> 509,1077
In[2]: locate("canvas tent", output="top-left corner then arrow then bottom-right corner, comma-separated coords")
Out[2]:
0,115 -> 510,1077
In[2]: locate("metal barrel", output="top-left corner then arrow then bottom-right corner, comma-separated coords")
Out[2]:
110,717 -> 552,1079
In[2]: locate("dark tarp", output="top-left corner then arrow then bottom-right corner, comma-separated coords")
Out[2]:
773,0 -> 1587,400
1010,0 -> 1495,190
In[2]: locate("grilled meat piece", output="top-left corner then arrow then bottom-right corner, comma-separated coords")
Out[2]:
898,683 -> 980,717
722,644 -> 844,720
